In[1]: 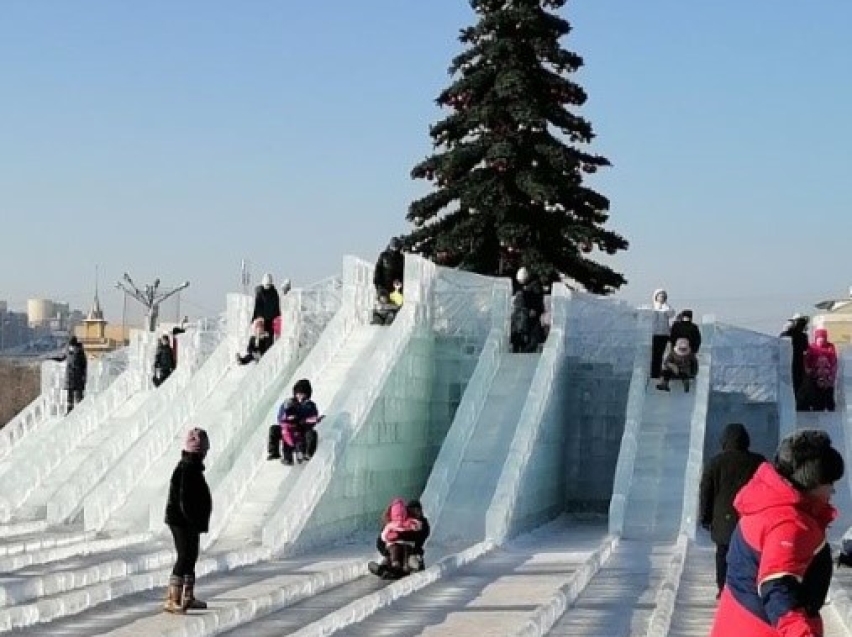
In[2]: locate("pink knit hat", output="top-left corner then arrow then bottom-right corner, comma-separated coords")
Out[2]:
184,428 -> 210,454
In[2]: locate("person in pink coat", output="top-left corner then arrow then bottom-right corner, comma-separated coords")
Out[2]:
378,498 -> 422,576
802,328 -> 837,411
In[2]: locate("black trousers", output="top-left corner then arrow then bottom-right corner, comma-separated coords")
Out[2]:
66,389 -> 84,414
715,543 -> 729,593
269,425 -> 318,462
169,524 -> 200,578
650,335 -> 669,379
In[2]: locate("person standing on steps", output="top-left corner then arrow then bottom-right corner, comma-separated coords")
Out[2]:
252,273 -> 281,342
650,289 -> 675,379
699,423 -> 766,599
710,429 -> 844,637
164,428 -> 212,614
780,314 -> 809,410
53,336 -> 88,414
153,333 -> 176,387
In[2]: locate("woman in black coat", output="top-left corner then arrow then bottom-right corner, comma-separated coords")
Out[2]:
164,428 -> 212,613
153,334 -> 176,387
699,422 -> 765,597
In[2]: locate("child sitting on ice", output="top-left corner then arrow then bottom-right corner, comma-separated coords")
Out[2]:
656,338 -> 698,392
369,498 -> 422,578
371,291 -> 400,326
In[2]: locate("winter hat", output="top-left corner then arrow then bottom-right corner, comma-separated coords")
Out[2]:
293,378 -> 313,398
389,237 -> 403,251
774,429 -> 844,492
389,498 -> 408,522
673,338 -> 691,356
516,267 -> 530,285
814,328 -> 829,345
184,427 -> 210,455
69,336 -> 79,347
720,423 -> 750,452
262,273 -> 274,287
680,309 -> 694,321
652,289 -> 668,305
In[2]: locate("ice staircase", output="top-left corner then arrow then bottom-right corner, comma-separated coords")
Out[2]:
430,353 -> 540,548
214,325 -> 386,550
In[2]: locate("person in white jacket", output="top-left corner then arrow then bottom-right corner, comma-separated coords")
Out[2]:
650,289 -> 675,379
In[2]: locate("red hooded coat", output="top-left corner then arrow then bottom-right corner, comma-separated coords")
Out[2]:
804,329 -> 837,389
710,463 -> 836,637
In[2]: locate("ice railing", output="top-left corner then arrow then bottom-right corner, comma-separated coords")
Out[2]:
261,254 -> 437,549
431,267 -> 499,356
484,283 -> 570,543
0,396 -> 50,464
679,317 -> 715,538
421,274 -> 512,529
777,336 -> 797,441
0,369 -> 136,523
607,309 -> 654,536
69,317 -> 228,529
204,258 -> 366,546
42,344 -> 130,416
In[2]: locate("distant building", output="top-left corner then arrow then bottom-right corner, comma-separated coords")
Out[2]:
813,289 -> 852,346
73,292 -> 129,356
0,305 -> 32,351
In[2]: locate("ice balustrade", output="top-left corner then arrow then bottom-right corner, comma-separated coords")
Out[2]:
261,254 -> 438,550
486,289 -> 641,542
0,332 -> 162,521
711,323 -> 782,402
420,276 -> 512,529
0,396 -> 50,463
137,282 -> 341,536
41,344 -> 129,416
608,310 -> 654,536
679,318 -> 715,538
204,258 -> 368,546
61,318 -> 227,528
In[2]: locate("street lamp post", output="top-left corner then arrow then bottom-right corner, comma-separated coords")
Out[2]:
115,274 -> 190,332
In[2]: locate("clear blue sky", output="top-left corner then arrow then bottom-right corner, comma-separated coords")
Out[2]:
1,1 -> 851,333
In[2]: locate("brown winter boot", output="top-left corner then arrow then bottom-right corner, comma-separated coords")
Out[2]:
163,575 -> 185,614
182,574 -> 207,610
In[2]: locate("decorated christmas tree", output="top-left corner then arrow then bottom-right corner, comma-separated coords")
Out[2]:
403,0 -> 628,293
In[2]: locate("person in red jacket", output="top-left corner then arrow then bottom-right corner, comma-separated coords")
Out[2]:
710,429 -> 844,637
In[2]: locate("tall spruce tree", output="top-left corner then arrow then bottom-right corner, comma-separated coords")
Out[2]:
403,0 -> 628,293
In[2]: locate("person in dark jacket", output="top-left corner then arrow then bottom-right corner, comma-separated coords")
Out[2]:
780,314 -> 809,409
369,499 -> 430,578
53,337 -> 88,414
669,309 -> 701,354
699,423 -> 766,597
710,429 -> 843,637
267,379 -> 321,464
513,267 -> 546,350
252,273 -> 281,341
373,237 -> 404,296
153,334 -> 176,387
236,318 -> 273,365
164,427 -> 212,614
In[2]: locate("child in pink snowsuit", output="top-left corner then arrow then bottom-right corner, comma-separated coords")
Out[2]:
380,498 -> 422,571
803,328 -> 837,411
